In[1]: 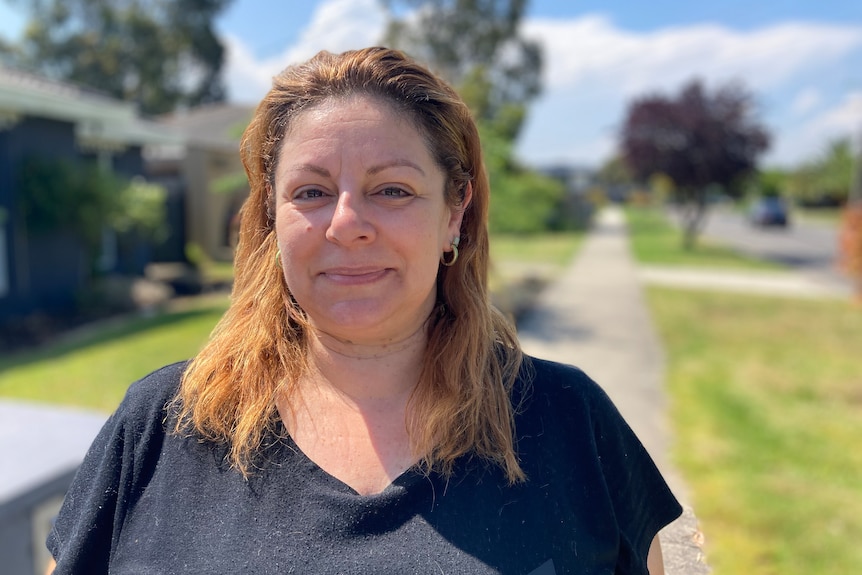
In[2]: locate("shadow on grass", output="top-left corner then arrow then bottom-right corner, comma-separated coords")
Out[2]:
0,304 -> 225,374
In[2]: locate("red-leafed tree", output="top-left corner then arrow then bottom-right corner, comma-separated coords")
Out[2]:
620,80 -> 770,247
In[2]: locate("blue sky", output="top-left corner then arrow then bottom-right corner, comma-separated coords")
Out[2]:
2,0 -> 861,169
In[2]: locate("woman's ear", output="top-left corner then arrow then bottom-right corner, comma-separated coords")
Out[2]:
461,181 -> 473,210
448,181 -> 473,234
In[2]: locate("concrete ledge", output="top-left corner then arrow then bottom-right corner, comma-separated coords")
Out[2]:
0,400 -> 106,575
639,265 -> 851,299
662,506 -> 711,575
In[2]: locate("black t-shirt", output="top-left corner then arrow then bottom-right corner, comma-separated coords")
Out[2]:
47,357 -> 681,574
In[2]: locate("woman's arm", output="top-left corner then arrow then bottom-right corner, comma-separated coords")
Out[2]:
647,535 -> 665,575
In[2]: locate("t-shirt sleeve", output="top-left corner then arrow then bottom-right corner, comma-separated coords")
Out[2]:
586,379 -> 682,574
46,362 -> 184,574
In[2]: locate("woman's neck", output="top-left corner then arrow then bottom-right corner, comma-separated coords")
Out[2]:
301,323 -> 428,404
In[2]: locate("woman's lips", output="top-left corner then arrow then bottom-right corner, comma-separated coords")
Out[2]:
319,267 -> 392,285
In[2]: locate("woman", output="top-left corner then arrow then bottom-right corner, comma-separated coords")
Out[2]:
47,47 -> 681,574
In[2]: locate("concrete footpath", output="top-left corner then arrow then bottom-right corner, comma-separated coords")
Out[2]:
517,207 -> 710,574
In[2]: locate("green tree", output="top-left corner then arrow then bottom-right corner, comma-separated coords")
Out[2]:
4,0 -> 232,115
384,0 -> 541,139
596,155 -> 634,188
480,124 -> 564,233
593,154 -> 638,203
753,168 -> 787,198
383,0 -> 564,232
786,138 -> 855,207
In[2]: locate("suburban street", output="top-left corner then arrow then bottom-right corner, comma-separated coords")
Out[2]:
675,206 -> 852,291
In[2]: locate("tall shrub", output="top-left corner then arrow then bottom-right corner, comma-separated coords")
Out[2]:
18,157 -> 167,258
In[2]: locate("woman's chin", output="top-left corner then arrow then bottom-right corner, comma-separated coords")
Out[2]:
309,310 -> 430,350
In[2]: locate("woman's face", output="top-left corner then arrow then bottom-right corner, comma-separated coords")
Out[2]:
273,95 -> 466,346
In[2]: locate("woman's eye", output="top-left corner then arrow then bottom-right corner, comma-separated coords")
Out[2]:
294,187 -> 328,200
377,186 -> 412,198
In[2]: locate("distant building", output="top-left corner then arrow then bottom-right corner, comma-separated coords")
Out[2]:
149,104 -> 254,264
538,164 -> 597,195
539,163 -> 640,204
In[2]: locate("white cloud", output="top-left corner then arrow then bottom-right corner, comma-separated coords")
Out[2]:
223,0 -> 386,103
222,34 -> 282,103
276,0 -> 387,65
524,16 -> 862,95
746,92 -> 862,166
791,88 -> 821,116
811,92 -> 862,133
517,16 -> 862,166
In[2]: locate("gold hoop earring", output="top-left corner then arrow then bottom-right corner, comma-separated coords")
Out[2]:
275,248 -> 281,267
440,236 -> 460,267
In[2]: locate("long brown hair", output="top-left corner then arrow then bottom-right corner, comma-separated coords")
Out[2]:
173,47 -> 525,482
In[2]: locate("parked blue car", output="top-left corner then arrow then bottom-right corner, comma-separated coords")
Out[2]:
749,196 -> 790,227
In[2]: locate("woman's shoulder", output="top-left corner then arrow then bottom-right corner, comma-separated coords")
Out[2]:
125,360 -> 188,402
512,354 -> 631,435
516,355 -> 607,406
111,360 -> 190,429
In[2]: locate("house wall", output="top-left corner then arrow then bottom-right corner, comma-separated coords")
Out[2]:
109,146 -> 145,178
0,116 -> 87,320
0,117 -> 154,321
205,150 -> 245,262
184,147 -> 244,263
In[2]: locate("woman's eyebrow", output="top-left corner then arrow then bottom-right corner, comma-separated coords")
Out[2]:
284,160 -> 425,178
367,159 -> 426,176
287,163 -> 331,178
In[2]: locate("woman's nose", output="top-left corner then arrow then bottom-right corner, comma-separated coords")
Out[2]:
325,191 -> 375,245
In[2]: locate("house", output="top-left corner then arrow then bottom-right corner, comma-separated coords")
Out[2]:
0,65 -> 181,323
150,103 -> 254,265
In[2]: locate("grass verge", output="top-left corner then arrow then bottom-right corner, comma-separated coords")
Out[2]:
626,206 -> 783,270
647,287 -> 861,575
795,207 -> 842,226
489,231 -> 584,320
490,231 -> 583,267
0,294 -> 229,412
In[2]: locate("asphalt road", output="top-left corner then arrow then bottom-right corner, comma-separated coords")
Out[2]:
679,206 -> 853,289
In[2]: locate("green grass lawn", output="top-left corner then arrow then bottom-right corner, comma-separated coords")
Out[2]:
795,207 -> 842,226
0,295 -> 229,412
625,206 -> 783,270
490,231 -> 583,267
488,231 -> 584,292
629,205 -> 860,572
648,287 -> 862,575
